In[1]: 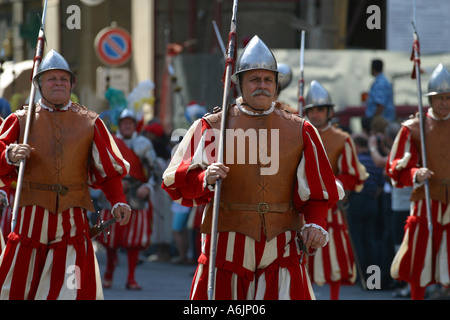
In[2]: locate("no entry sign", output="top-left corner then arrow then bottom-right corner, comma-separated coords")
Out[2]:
95,26 -> 132,66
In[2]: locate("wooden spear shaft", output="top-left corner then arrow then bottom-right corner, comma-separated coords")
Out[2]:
411,22 -> 433,237
298,30 -> 305,117
11,0 -> 48,232
207,0 -> 238,301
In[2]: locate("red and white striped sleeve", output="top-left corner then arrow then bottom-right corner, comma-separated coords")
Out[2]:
294,121 -> 345,229
385,125 -> 419,188
89,117 -> 130,205
162,119 -> 216,207
336,136 -> 369,192
0,114 -> 21,187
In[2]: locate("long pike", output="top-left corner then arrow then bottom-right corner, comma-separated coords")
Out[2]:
298,30 -> 305,117
411,19 -> 432,237
11,0 -> 48,232
207,0 -> 238,301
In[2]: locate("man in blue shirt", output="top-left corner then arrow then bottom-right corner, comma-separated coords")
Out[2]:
365,59 -> 395,122
0,98 -> 11,119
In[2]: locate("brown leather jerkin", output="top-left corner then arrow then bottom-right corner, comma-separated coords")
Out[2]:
17,104 -> 97,214
201,104 -> 304,242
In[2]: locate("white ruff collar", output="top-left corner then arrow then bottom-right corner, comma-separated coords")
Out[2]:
38,99 -> 72,111
428,108 -> 450,121
236,97 -> 275,116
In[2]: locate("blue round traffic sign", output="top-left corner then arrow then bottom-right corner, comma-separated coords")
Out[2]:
95,27 -> 132,66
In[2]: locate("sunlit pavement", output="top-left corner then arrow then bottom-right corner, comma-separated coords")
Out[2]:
93,242 -> 417,301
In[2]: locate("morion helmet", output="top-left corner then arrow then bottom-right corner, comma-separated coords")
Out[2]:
424,63 -> 450,97
304,80 -> 334,110
230,36 -> 282,86
32,50 -> 76,90
277,63 -> 292,91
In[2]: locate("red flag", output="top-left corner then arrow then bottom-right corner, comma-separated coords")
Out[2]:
410,39 -> 420,79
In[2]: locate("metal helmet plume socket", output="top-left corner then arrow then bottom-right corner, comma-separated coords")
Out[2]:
304,80 -> 334,110
230,35 -> 282,86
32,49 -> 76,90
424,63 -> 450,97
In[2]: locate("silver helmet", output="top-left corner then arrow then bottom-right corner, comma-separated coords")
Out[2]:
230,36 -> 281,85
424,63 -> 450,96
304,80 -> 334,110
277,63 -> 292,91
32,49 -> 75,89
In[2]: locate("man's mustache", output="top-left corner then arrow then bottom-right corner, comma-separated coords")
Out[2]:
251,89 -> 272,97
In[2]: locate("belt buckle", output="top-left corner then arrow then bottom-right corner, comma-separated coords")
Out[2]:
257,202 -> 269,214
52,184 -> 68,195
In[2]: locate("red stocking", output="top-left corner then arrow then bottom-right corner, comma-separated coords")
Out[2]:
330,281 -> 340,300
410,284 -> 426,300
127,248 -> 140,283
105,248 -> 118,278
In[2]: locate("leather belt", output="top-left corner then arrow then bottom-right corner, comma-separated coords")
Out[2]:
225,201 -> 292,214
23,181 -> 84,195
434,178 -> 450,186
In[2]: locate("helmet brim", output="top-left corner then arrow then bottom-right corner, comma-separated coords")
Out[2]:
424,90 -> 450,97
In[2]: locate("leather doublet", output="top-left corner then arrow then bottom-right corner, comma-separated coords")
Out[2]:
319,125 -> 349,174
201,104 -> 304,242
404,115 -> 450,203
17,103 -> 97,213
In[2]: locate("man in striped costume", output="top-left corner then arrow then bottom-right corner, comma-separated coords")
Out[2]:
162,36 -> 344,300
0,186 -> 6,254
0,50 -> 131,300
98,108 -> 156,290
387,64 -> 450,300
303,80 -> 368,299
0,117 -> 5,254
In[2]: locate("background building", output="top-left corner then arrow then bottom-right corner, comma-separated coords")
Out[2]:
0,0 -> 449,132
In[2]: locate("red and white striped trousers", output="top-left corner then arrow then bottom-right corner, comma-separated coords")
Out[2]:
391,199 -> 450,287
308,206 -> 356,285
190,230 -> 315,300
0,228 -> 4,255
0,206 -> 103,300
